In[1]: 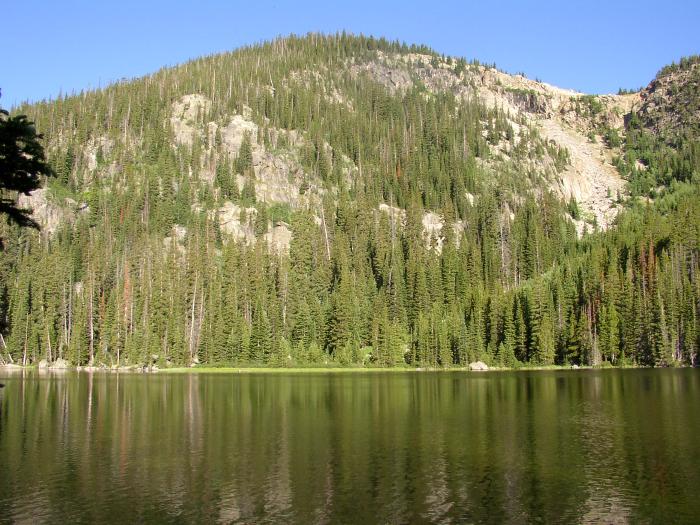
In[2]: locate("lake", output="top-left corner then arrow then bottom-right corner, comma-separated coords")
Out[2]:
1,369 -> 699,523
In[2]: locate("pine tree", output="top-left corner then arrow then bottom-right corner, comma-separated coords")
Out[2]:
236,132 -> 254,175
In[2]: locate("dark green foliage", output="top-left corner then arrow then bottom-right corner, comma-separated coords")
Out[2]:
236,133 -> 253,175
241,176 -> 256,204
657,55 -> 700,78
0,109 -> 54,228
576,95 -> 604,117
603,127 -> 622,148
567,196 -> 580,220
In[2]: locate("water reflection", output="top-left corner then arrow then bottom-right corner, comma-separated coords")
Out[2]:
0,369 -> 699,523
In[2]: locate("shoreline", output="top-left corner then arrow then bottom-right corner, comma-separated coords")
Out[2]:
0,363 -> 655,374
159,364 -> 607,374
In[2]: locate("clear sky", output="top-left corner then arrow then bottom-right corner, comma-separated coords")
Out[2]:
3,0 -> 699,107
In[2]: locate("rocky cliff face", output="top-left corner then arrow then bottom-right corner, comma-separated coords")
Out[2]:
637,59 -> 700,140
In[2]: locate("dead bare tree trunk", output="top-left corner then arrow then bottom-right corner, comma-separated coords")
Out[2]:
88,269 -> 95,365
320,203 -> 331,261
189,275 -> 198,365
23,312 -> 29,367
46,325 -> 53,363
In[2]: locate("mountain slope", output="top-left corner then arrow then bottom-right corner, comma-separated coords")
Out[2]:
1,34 -> 698,369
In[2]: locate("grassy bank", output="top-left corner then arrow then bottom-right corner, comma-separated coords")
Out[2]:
159,366 -> 433,374
157,364 -> 635,374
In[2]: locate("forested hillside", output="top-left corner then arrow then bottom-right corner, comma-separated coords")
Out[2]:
1,34 -> 698,369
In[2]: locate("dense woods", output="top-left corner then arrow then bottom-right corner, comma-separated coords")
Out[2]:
1,34 -> 698,368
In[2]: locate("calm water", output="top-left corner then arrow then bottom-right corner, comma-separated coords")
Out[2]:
0,369 -> 699,524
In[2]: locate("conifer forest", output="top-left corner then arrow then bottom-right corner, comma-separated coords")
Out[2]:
1,34 -> 699,370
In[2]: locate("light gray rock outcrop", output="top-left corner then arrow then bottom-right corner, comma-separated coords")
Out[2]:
469,361 -> 489,371
50,358 -> 70,369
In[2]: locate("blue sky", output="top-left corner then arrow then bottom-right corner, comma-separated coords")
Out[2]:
3,0 -> 699,107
